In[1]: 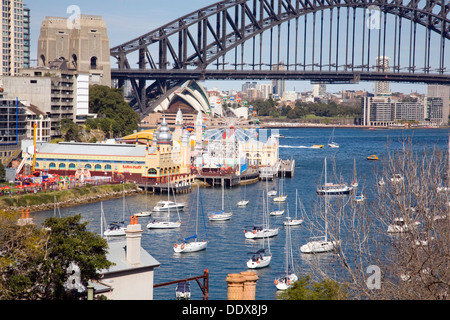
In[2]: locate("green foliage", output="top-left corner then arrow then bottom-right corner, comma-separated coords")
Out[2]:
0,162 -> 5,182
0,212 -> 112,300
60,119 -> 82,142
279,274 -> 349,300
89,85 -> 140,137
251,98 -> 361,120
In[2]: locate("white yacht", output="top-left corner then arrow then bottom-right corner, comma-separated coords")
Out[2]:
152,200 -> 184,212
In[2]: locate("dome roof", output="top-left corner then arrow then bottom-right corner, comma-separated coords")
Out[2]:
157,116 -> 172,144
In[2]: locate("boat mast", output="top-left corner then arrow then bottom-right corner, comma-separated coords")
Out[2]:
324,157 -> 328,242
167,170 -> 170,222
122,183 -> 125,224
100,201 -> 104,238
195,183 -> 199,238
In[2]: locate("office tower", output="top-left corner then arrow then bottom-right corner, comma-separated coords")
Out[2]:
312,84 -> 326,97
375,56 -> 390,96
37,15 -> 111,87
272,63 -> 285,97
257,83 -> 272,100
0,0 -> 27,75
427,85 -> 449,125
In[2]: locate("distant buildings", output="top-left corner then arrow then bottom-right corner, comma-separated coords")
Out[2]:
37,15 -> 111,87
0,93 -> 27,166
0,0 -> 30,76
272,63 -> 285,98
375,56 -> 390,96
361,95 -> 445,126
312,84 -> 326,98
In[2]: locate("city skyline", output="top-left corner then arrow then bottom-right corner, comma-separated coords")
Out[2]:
26,0 -> 438,95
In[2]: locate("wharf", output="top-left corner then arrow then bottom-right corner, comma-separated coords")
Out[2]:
279,156 -> 295,178
138,182 -> 192,194
259,157 -> 295,180
196,167 -> 260,188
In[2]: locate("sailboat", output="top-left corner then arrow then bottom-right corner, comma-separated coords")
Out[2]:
209,183 -> 232,221
283,189 -> 304,226
246,201 -> 272,269
174,185 -> 208,253
351,158 -> 358,188
273,170 -> 287,202
244,191 -> 279,239
147,171 -> 182,229
274,222 -> 298,290
327,128 -> 339,148
246,248 -> 272,269
135,186 -> 152,217
301,157 -> 340,253
237,182 -> 249,206
104,184 -> 127,237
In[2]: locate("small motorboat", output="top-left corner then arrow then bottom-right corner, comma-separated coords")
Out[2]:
312,145 -> 324,149
175,282 -> 191,300
328,142 -> 339,148
152,200 -> 184,212
237,200 -> 249,206
387,217 -> 420,233
354,191 -> 365,202
269,209 -> 284,216
273,195 -> 287,202
135,210 -> 152,217
367,155 -> 379,160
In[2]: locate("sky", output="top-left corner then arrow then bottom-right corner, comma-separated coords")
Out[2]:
25,0 -> 433,94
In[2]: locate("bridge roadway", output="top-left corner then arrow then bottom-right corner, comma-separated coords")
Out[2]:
111,69 -> 450,85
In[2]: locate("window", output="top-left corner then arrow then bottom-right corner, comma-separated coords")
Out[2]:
94,164 -> 102,171
104,164 -> 112,171
49,162 -> 56,169
85,164 -> 92,170
69,163 -> 76,170
90,56 -> 97,70
59,163 -> 66,170
148,168 -> 157,175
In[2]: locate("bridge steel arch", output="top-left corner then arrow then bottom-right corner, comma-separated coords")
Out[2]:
110,0 -> 450,115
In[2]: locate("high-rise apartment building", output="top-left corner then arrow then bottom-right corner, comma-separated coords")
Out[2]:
375,56 -> 390,96
37,15 -> 111,87
23,6 -> 30,68
0,0 -> 28,76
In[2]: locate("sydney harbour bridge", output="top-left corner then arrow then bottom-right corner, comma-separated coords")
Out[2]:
109,0 -> 450,116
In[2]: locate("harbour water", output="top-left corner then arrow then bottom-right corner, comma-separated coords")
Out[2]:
31,127 -> 449,300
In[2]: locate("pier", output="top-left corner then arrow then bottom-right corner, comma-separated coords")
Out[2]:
138,182 -> 192,194
196,167 -> 259,188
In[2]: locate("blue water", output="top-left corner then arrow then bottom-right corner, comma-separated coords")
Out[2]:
31,127 -> 449,300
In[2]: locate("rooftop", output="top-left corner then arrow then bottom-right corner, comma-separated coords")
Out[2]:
36,141 -> 152,157
99,239 -> 160,275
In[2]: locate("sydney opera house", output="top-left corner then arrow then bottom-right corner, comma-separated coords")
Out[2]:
140,80 -> 248,128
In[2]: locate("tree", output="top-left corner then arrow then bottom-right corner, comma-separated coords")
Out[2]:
301,141 -> 450,300
0,213 -> 112,300
0,162 -> 5,182
89,85 -> 139,137
60,119 -> 82,142
279,274 -> 348,300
